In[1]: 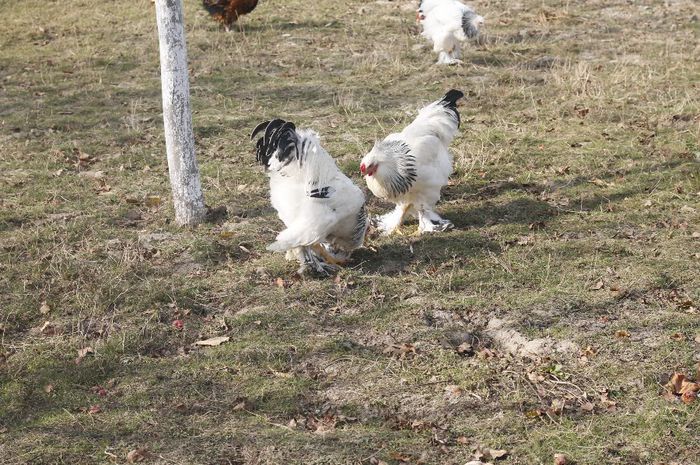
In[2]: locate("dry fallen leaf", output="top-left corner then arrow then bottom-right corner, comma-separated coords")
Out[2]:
591,280 -> 604,290
389,451 -> 413,462
554,453 -> 569,465
488,449 -> 508,460
194,336 -> 230,347
663,371 -> 698,404
670,332 -> 685,341
681,390 -> 697,405
581,346 -> 598,359
91,385 -> 107,397
679,381 -> 699,395
39,301 -> 51,315
126,448 -> 148,463
668,372 -> 686,394
75,346 -> 94,364
383,343 -> 417,359
144,196 -> 162,208
599,391 -> 617,412
456,342 -> 474,356
309,415 -> 336,435
44,384 -> 54,394
589,178 -> 613,188
87,405 -> 102,415
476,446 -> 508,461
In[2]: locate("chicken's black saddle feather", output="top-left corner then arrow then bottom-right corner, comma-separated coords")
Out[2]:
438,89 -> 464,128
251,119 -> 298,169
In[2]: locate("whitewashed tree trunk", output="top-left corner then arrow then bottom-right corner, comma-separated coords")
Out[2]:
155,0 -> 206,226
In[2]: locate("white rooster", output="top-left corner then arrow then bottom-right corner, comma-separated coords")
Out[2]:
252,119 -> 368,274
360,90 -> 463,235
418,0 -> 485,65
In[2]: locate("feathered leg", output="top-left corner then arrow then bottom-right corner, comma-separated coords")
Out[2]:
312,244 -> 346,266
299,246 -> 338,275
434,32 -> 461,65
452,43 -> 463,61
418,208 -> 454,233
373,203 -> 410,235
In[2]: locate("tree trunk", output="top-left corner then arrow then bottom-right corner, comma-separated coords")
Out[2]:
155,0 -> 206,226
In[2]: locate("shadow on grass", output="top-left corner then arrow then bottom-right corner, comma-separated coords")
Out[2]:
445,157 -> 690,228
354,229 -> 499,276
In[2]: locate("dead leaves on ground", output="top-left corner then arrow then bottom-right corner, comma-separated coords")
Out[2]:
287,412 -> 356,435
383,342 -> 417,359
525,367 -> 617,418
474,446 -> 509,461
75,346 -> 94,364
126,448 -> 150,463
664,371 -> 699,405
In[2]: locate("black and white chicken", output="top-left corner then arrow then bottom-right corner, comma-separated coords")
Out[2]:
417,0 -> 485,65
252,119 -> 368,274
360,90 -> 464,235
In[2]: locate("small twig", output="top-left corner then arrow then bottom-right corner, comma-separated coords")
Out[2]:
243,409 -> 295,431
487,250 -> 513,274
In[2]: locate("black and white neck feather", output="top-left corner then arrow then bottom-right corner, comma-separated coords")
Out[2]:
374,139 -> 417,199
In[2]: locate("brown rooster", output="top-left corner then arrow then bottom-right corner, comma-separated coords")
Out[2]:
202,0 -> 259,30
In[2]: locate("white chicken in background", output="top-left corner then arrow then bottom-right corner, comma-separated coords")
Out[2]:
252,119 -> 368,274
360,89 -> 464,235
418,0 -> 485,65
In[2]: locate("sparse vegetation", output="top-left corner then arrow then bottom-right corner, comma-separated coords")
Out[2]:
1,0 -> 698,464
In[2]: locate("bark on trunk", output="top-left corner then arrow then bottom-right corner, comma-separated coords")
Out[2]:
155,0 -> 206,226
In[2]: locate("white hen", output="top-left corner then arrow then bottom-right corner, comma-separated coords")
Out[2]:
418,0 -> 484,65
252,119 -> 368,274
360,90 -> 463,235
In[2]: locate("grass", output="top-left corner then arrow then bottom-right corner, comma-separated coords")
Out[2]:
1,0 -> 699,463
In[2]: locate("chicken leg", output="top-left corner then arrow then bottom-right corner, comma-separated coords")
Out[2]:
373,203 -> 411,235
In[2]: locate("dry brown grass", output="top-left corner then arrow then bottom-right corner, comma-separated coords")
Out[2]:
1,0 -> 699,464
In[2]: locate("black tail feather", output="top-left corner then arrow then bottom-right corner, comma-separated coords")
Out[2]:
439,89 -> 464,127
462,10 -> 481,39
251,119 -> 298,169
202,0 -> 224,16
